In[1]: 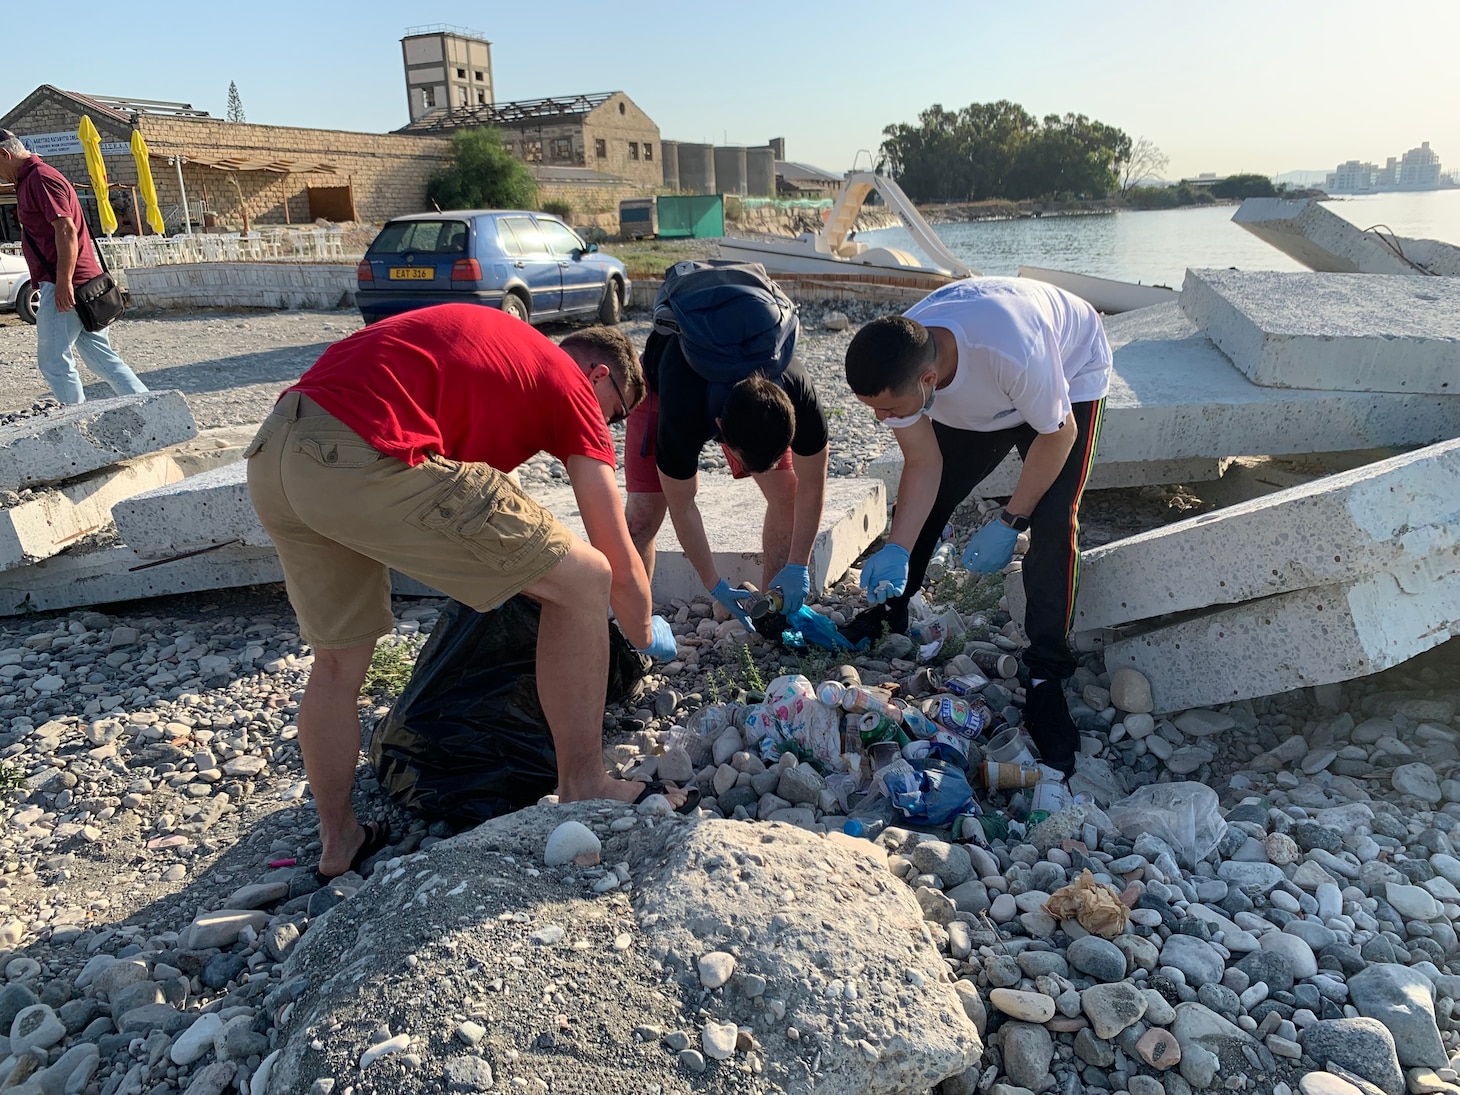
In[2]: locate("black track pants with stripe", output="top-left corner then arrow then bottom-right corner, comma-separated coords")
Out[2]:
890,398 -> 1105,683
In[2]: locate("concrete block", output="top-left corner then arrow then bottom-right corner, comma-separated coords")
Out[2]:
112,463 -> 268,559
1099,303 -> 1460,458
0,544 -> 285,617
0,451 -> 185,572
1181,268 -> 1460,395
530,476 -> 887,604
868,447 -> 1226,503
0,392 -> 197,492
1055,439 -> 1460,632
1233,198 -> 1460,277
111,460 -> 887,606
1099,563 -> 1460,713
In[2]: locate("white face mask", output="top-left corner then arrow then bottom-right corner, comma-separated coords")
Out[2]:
881,378 -> 937,429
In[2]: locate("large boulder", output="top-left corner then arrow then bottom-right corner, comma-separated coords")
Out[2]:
269,803 -> 982,1094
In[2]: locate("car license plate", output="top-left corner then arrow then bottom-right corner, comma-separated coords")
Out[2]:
389,267 -> 434,280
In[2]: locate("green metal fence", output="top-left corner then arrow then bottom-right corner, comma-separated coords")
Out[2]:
656,195 -> 725,239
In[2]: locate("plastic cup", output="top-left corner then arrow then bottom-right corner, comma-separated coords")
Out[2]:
868,741 -> 901,772
985,725 -> 1037,766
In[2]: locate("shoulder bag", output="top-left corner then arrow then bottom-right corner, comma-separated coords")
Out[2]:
20,226 -> 127,333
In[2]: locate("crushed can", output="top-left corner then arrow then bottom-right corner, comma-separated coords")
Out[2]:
816,680 -> 847,707
923,694 -> 993,740
842,686 -> 903,724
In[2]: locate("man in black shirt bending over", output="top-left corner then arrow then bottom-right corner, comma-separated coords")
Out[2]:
623,328 -> 829,629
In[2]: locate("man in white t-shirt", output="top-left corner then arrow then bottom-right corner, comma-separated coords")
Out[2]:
842,277 -> 1111,777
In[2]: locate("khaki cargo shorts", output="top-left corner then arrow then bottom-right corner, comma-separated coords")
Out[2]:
245,391 -> 574,649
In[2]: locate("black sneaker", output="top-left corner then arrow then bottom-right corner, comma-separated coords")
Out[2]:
840,602 -> 910,649
1023,679 -> 1078,779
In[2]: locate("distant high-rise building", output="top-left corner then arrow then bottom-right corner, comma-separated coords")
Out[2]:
1399,142 -> 1442,189
401,25 -> 493,122
1325,143 -> 1444,193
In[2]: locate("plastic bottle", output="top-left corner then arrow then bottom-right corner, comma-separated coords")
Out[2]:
897,703 -> 939,741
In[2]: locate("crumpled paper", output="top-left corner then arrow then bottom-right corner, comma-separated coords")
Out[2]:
1042,869 -> 1130,939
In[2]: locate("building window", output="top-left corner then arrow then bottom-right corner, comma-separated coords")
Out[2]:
503,141 -> 515,155
459,88 -> 468,106
549,138 -> 573,163
644,143 -> 653,161
628,142 -> 639,161
476,89 -> 486,104
474,71 -> 484,81
618,102 -> 625,115
456,68 -> 466,78
522,139 -> 542,163
422,87 -> 436,109
594,138 -> 606,159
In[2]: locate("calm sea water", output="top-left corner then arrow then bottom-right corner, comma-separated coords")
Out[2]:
857,189 -> 1460,287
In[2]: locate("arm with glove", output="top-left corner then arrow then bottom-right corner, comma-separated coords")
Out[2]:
766,444 -> 829,614
862,416 -> 943,603
963,410 -> 1077,572
659,470 -> 757,630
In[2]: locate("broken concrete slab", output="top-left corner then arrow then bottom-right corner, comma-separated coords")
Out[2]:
0,451 -> 186,573
1101,303 -> 1460,456
0,544 -> 285,617
528,476 -> 887,604
1181,268 -> 1460,395
1099,562 -> 1460,713
868,447 -> 1226,503
1053,438 -> 1460,633
0,542 -> 440,618
1233,198 -> 1460,277
0,392 -> 197,492
113,463 -> 271,558
112,460 -> 887,605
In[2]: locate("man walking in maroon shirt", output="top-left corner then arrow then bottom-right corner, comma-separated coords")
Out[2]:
0,129 -> 147,404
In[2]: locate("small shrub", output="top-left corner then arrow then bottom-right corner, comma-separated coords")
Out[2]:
541,199 -> 572,219
361,635 -> 425,699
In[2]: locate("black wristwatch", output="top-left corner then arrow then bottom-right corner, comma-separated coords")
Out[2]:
999,509 -> 1031,532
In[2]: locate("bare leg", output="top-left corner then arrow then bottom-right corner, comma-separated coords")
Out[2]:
625,491 -> 668,588
296,643 -> 376,876
754,467 -> 798,589
525,536 -> 685,807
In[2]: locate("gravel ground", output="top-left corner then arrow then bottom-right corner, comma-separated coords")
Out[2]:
3,301 -> 1451,1095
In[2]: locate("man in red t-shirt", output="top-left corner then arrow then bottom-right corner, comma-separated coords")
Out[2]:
247,304 -> 686,879
0,129 -> 148,404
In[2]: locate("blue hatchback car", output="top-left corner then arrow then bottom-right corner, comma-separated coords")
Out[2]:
355,210 -> 630,326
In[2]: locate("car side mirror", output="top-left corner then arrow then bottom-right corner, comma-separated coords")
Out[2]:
585,242 -> 599,254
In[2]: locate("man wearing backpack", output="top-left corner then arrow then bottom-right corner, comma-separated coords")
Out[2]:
624,261 -> 829,628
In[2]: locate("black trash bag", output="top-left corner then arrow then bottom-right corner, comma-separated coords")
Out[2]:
369,596 -> 649,826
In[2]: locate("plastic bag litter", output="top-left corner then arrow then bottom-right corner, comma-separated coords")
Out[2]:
1043,869 -> 1131,939
1108,780 -> 1224,868
780,606 -> 858,651
876,757 -> 973,826
742,674 -> 842,768
369,597 -> 648,825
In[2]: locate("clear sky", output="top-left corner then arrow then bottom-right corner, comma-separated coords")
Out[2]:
4,0 -> 1456,180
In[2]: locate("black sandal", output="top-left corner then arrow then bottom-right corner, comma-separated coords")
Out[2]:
633,780 -> 701,815
311,821 -> 392,886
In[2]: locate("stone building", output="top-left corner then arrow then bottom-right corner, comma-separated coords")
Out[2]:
401,25 -> 494,122
1,85 -> 451,232
397,91 -> 662,188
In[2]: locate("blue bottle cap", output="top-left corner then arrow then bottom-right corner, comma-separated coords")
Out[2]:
842,819 -> 864,838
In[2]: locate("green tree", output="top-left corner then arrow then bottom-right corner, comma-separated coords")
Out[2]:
226,81 -> 245,124
1211,173 -> 1277,200
879,101 -> 1128,202
426,129 -> 538,211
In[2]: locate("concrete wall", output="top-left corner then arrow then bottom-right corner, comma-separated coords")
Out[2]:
125,263 -> 357,311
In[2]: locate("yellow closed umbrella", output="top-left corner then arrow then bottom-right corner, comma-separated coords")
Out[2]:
77,115 -> 118,236
129,131 -> 165,235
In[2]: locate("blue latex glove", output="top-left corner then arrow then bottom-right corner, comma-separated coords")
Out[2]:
711,579 -> 755,630
859,544 -> 910,604
768,563 -> 811,614
639,615 -> 678,661
962,518 -> 1019,573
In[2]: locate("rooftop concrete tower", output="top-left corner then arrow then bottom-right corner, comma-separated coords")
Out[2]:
402,25 -> 494,122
